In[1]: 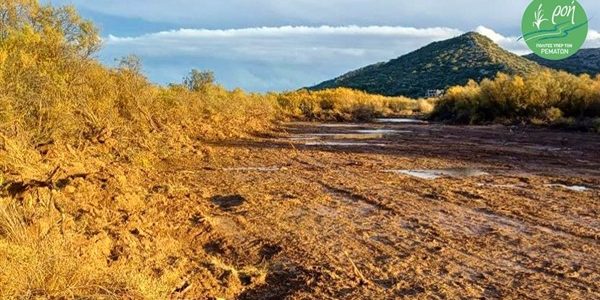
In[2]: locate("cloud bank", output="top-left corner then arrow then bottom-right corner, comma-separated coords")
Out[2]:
47,0 -> 600,34
101,25 -> 600,91
105,26 -> 463,64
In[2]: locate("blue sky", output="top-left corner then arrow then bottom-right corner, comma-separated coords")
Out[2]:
47,0 -> 600,92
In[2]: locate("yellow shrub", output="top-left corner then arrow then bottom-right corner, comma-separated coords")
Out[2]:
432,71 -> 600,128
277,88 -> 428,121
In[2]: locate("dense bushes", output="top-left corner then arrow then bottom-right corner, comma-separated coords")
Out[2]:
0,0 -> 279,177
0,1 -> 432,297
0,1 -> 281,297
431,71 -> 600,131
277,88 -> 434,121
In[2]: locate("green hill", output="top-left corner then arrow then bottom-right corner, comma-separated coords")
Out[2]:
524,49 -> 600,76
309,32 -> 543,98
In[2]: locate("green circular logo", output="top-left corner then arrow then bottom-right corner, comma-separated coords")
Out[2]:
521,0 -> 588,60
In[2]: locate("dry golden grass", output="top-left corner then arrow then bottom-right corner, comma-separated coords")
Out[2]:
0,1 -> 434,298
0,197 -> 174,299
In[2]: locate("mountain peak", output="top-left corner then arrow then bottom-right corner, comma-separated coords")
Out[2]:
461,31 -> 486,39
309,32 -> 542,97
458,31 -> 495,45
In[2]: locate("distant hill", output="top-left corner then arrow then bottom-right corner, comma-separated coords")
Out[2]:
524,49 -> 600,76
309,32 -> 543,98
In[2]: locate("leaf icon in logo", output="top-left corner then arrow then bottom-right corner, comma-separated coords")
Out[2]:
533,4 -> 548,29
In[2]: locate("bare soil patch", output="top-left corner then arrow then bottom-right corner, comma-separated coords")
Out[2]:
163,120 -> 599,298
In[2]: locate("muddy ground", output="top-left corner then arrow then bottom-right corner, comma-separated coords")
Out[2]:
158,120 -> 599,299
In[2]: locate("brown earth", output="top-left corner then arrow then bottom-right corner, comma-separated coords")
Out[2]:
10,120 -> 598,299
152,120 -> 599,299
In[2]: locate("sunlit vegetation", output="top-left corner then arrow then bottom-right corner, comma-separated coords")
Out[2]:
432,71 -> 600,131
0,0 -> 431,297
0,1 -> 270,298
277,88 -> 435,121
2,0 -> 599,297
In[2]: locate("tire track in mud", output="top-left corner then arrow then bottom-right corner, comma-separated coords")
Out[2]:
202,171 -> 597,298
308,175 -> 599,296
181,121 -> 600,298
284,143 -> 599,296
317,181 -> 396,214
471,206 -> 600,242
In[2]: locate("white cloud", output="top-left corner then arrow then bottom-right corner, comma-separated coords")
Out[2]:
475,26 -> 529,54
586,30 -> 600,47
108,25 -> 461,40
105,26 -> 463,65
105,26 -> 462,64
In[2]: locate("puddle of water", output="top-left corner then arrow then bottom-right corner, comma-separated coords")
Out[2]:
289,137 -> 318,141
291,133 -> 384,140
442,135 -> 460,139
373,118 -> 428,124
545,184 -> 589,192
384,168 -> 488,180
331,133 -> 384,140
354,129 -> 412,134
525,145 -> 563,152
392,170 -> 443,180
288,135 -> 321,142
306,133 -> 385,140
317,123 -> 364,128
304,141 -> 387,147
222,167 -> 281,172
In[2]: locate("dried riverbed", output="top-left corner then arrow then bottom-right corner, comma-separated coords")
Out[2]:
161,119 -> 599,299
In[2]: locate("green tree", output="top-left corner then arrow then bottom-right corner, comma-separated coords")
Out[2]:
183,69 -> 215,92
117,54 -> 143,74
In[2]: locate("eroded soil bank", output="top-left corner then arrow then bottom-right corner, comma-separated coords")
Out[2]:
156,120 -> 599,299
